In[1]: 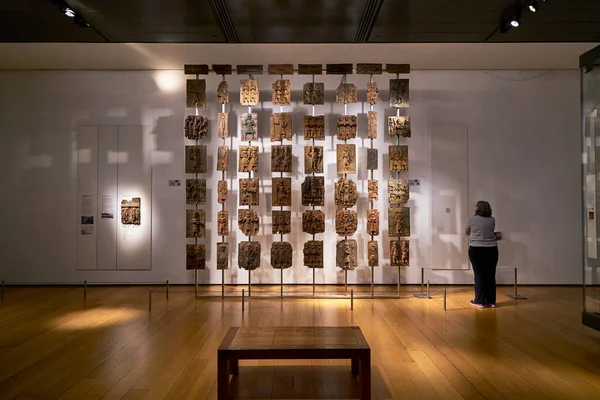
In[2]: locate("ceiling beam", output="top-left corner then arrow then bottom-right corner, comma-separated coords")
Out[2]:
207,0 -> 239,43
355,0 -> 384,42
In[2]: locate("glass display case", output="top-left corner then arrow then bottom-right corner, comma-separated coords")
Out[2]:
581,45 -> 600,331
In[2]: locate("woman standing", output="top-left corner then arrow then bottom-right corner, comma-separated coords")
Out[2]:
465,201 -> 499,308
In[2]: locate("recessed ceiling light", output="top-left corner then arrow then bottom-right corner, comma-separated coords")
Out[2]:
64,7 -> 75,17
528,1 -> 539,12
510,17 -> 520,27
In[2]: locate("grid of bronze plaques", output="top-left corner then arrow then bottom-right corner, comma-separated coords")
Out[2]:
184,65 -> 209,271
302,66 -> 326,270
388,67 -> 411,268
215,66 -> 232,271
271,68 -> 294,271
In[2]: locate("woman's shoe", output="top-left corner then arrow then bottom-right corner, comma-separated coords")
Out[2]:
470,300 -> 485,309
486,304 -> 496,308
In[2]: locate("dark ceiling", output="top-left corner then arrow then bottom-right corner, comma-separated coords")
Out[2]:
1,0 -> 599,43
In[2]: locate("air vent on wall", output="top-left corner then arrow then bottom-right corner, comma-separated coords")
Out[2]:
207,0 -> 239,43
355,0 -> 384,42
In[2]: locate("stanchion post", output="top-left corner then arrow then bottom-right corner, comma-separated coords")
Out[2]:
426,280 -> 430,299
280,268 -> 283,299
351,289 -> 354,311
443,288 -> 447,311
221,270 -> 225,299
312,268 -> 315,298
1,280 -> 4,302
414,272 -> 429,299
371,267 -> 374,299
83,280 -> 87,300
421,268 -> 424,293
397,266 -> 401,297
242,289 -> 245,312
148,289 -> 152,312
248,271 -> 251,297
506,267 -> 528,299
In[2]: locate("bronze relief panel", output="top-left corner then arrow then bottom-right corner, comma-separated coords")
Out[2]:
304,240 -> 323,269
304,146 -> 324,174
389,207 -> 410,237
271,242 -> 293,269
272,210 -> 291,235
270,112 -> 292,142
186,79 -> 206,108
301,176 -> 325,206
186,179 -> 206,205
337,115 -> 357,141
239,178 -> 260,206
388,116 -> 411,138
388,179 -> 409,204
186,209 -> 206,238
302,210 -> 325,234
238,145 -> 259,173
241,113 -> 258,141
238,209 -> 260,237
336,239 -> 357,271
271,145 -> 292,172
337,144 -> 356,174
238,241 -> 261,270
186,244 -> 206,270
240,79 -> 259,106
304,115 -> 325,140
272,177 -> 292,207
389,145 -> 408,172
335,210 -> 358,236
184,115 -> 208,140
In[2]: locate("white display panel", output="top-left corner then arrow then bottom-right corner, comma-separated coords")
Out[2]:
97,126 -> 118,270
76,126 -> 99,270
430,123 -> 469,270
116,125 -> 152,270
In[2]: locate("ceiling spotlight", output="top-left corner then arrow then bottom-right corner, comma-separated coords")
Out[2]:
528,1 -> 538,12
63,7 -> 75,17
509,15 -> 521,27
74,14 -> 90,27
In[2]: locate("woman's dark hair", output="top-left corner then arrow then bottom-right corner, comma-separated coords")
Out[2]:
475,201 -> 492,217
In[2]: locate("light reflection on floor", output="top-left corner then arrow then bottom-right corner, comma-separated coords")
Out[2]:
51,307 -> 144,330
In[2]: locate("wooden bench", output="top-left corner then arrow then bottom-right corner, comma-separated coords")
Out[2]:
218,326 -> 371,399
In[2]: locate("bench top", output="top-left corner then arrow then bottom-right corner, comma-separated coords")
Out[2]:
219,326 -> 370,351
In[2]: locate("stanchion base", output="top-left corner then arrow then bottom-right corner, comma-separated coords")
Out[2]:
506,294 -> 528,299
413,294 -> 431,299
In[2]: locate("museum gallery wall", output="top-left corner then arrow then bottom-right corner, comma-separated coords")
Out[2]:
0,68 -> 582,285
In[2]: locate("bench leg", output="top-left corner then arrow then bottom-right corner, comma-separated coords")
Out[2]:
229,358 -> 239,375
218,352 -> 229,400
360,356 -> 371,400
351,357 -> 359,376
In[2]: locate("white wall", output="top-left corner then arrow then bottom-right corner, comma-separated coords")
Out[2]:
0,69 -> 582,285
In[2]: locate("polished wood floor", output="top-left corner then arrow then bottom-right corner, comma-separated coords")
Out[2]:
1,285 -> 600,399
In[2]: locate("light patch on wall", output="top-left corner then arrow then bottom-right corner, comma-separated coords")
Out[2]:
78,148 -> 91,163
153,70 -> 182,94
108,150 -> 129,164
152,150 -> 174,164
52,307 -> 143,330
27,154 -> 53,168
107,108 -> 128,118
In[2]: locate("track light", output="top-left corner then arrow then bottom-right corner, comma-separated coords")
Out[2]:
509,14 -> 521,27
64,7 -> 75,17
528,1 -> 538,12
74,14 -> 90,27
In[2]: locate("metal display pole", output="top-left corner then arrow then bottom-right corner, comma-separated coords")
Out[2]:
1,280 -> 4,302
83,280 -> 87,300
506,267 -> 528,299
166,280 -> 169,300
351,289 -> 354,310
221,270 -> 225,299
414,269 -> 430,299
148,289 -> 152,312
443,288 -> 447,311
242,289 -> 245,312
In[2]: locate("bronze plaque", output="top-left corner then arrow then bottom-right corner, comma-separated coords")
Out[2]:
301,176 -> 325,206
337,144 -> 356,174
368,180 -> 378,202
326,63 -> 353,74
218,112 -> 229,138
268,64 -> 294,75
238,241 -> 261,271
272,177 -> 292,207
238,209 -> 259,237
336,239 -> 357,271
335,83 -> 358,104
334,178 -> 358,207
386,64 -> 411,74
272,210 -> 291,235
217,180 -> 228,204
304,146 -> 324,174
218,210 -> 229,236
240,80 -> 259,106
304,240 -> 324,268
367,82 -> 379,105
388,116 -> 411,138
217,81 -> 229,104
184,64 -> 209,75
388,179 -> 409,204
271,242 -> 293,269
186,79 -> 206,108
302,210 -> 325,234
337,115 -> 357,140
239,178 -> 259,206
186,209 -> 206,238
390,145 -> 408,172
367,209 -> 379,236
184,115 -> 208,140
368,241 -> 379,267
121,197 -> 141,225
271,145 -> 292,172
367,148 -> 378,170
270,112 -> 292,141
217,146 -> 229,172
390,79 -> 410,108
298,64 -> 323,75
186,244 -> 206,270
237,65 -> 263,75
239,145 -> 259,172
185,145 -> 207,174
335,210 -> 358,236
272,79 -> 291,106
357,63 -> 383,75
391,240 -> 410,267
368,111 -> 377,139
186,179 -> 206,205
389,207 -> 410,237
212,64 -> 233,75
304,115 -> 325,140
303,82 -> 325,105
241,113 -> 258,141
217,242 -> 229,270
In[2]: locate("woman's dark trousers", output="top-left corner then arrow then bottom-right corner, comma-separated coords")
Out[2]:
468,246 -> 499,305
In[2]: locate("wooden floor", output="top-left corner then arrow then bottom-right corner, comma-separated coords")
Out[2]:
1,285 -> 600,399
